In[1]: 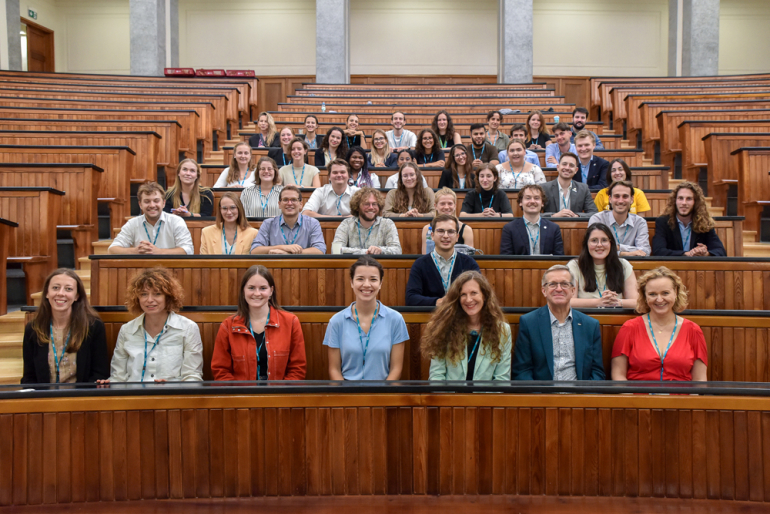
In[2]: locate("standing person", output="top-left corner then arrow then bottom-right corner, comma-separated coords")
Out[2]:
431,110 -> 463,148
594,159 -> 651,216
279,138 -> 321,188
248,112 -> 278,148
343,113 -> 367,149
315,127 -> 349,167
332,188 -> 402,255
525,110 -> 552,150
108,182 -> 194,255
386,111 -> 417,151
485,110 -> 510,152
438,144 -> 475,189
542,152 -> 598,217
421,271 -> 512,381
240,156 -> 283,218
251,185 -> 326,255
574,130 -> 608,191
200,192 -> 259,255
588,180 -> 651,256
347,146 -> 380,188
570,107 -> 604,149
512,265 -> 606,381
211,265 -> 306,381
415,128 -> 445,168
459,164 -> 513,218
467,123 -> 500,171
213,141 -> 255,188
368,129 -> 397,168
611,267 -> 707,381
21,269 -> 109,384
102,268 -> 203,383
422,188 -> 473,253
303,114 -> 324,150
268,127 -> 296,167
500,184 -> 564,256
497,124 -> 541,166
496,139 -> 546,189
164,159 -> 214,217
406,214 -> 481,306
545,122 -> 577,167
383,162 -> 436,218
652,182 -> 726,257
302,159 -> 358,218
323,256 -> 409,381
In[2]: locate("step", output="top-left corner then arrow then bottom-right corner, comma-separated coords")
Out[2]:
0,358 -> 22,384
743,242 -> 770,258
0,311 -> 25,334
0,333 -> 23,360
79,257 -> 91,272
743,230 -> 759,243
92,240 -> 112,255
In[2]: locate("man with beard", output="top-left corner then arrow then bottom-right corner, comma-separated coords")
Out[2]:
386,111 -> 417,152
573,130 -> 609,191
588,180 -> 650,256
466,123 -> 500,171
542,153 -> 598,217
652,182 -> 726,256
570,107 -> 604,150
331,187 -> 402,254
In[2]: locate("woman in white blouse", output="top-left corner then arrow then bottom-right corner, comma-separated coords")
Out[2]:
496,138 -> 546,189
240,156 -> 284,218
213,141 -> 255,188
100,268 -> 203,383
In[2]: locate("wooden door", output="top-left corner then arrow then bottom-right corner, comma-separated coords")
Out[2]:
22,18 -> 55,72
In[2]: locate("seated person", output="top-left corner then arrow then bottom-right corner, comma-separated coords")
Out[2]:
248,112 -> 278,148
497,124 -> 540,166
652,182 -> 726,257
211,265 -> 306,381
406,214 -> 481,306
343,113 -> 367,149
414,128 -> 445,167
240,156 -> 283,218
200,192 -> 259,255
571,107 -> 604,150
267,127 -> 296,167
524,110 -> 552,150
594,159 -> 651,216
566,224 -> 639,309
278,138 -> 321,188
485,110 -> 510,152
500,184 -> 564,256
512,265 -> 605,381
101,268 -> 203,383
368,129 -> 398,168
544,122 -> 577,167
467,123 -> 500,171
384,150 -> 429,189
459,164 -> 513,218
438,144 -> 475,190
164,159 -> 214,217
542,152 -> 598,217
315,127 -> 349,167
497,139 -> 546,189
383,162 -> 436,217
251,185 -> 326,255
422,187 -> 473,253
421,271 -> 512,380
213,141 -> 255,188
302,159 -> 358,218
432,110 -> 463,148
347,146 -> 380,188
611,266 -> 707,381
574,130 -> 608,191
302,114 -> 324,150
386,111 -> 417,151
108,181 -> 193,255
588,180 -> 651,256
332,187 -> 401,255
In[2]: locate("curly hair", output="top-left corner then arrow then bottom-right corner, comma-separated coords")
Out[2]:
431,110 -> 457,148
320,127 -> 349,160
635,266 -> 688,314
125,268 -> 185,315
664,181 -> 715,234
349,187 -> 384,218
421,271 -> 507,365
415,128 -> 442,163
392,162 -> 432,213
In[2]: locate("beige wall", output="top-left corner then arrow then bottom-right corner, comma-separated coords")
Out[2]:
719,0 -> 770,74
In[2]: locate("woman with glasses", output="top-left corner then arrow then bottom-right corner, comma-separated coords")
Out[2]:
199,192 -> 258,254
368,129 -> 398,168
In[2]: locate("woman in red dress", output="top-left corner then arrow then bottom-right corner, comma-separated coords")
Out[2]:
611,266 -> 707,381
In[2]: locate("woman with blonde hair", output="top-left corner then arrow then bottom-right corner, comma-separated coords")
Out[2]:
383,162 -> 436,217
200,192 -> 258,254
248,112 -> 278,148
525,110 -> 551,150
164,159 -> 214,217
422,271 -> 511,380
213,141 -> 255,188
368,129 -> 397,168
240,156 -> 284,218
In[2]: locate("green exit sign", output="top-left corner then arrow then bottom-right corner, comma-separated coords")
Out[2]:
28,8 -> 37,20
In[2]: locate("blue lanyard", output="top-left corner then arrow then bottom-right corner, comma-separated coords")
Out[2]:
561,182 -> 571,210
49,324 -> 71,383
334,192 -> 345,215
468,331 -> 482,364
424,152 -> 433,163
612,223 -> 630,246
526,222 -> 540,255
486,131 -> 498,146
681,225 -> 692,250
142,317 -> 168,382
392,132 -> 404,148
346,135 -> 355,148
143,219 -> 162,245
647,314 -> 679,381
292,163 -> 306,186
237,170 -> 251,187
357,220 -> 374,248
305,136 -> 316,149
472,144 -> 484,161
282,154 -> 290,166
431,251 -> 457,292
354,301 -> 379,367
479,193 -> 494,210
509,164 -> 523,188
248,309 -> 270,377
279,215 -> 301,245
258,186 -> 274,213
222,225 -> 237,255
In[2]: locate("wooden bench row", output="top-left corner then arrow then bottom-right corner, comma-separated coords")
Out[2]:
278,101 -> 571,114
731,147 -> 770,235
268,110 -> 575,126
0,218 -> 16,314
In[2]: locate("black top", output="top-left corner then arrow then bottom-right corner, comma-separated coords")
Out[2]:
163,189 -> 214,216
248,133 -> 279,148
458,223 -> 467,245
651,215 -> 727,257
466,331 -> 480,381
344,134 -> 363,148
255,330 -> 268,380
461,189 -> 512,215
437,133 -> 454,149
21,319 -> 110,384
525,132 -> 551,148
416,149 -> 444,165
438,168 -> 475,189
268,147 -> 292,167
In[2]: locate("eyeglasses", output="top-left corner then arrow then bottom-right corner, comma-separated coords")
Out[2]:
434,229 -> 457,236
220,206 -> 238,212
361,202 -> 379,208
281,198 -> 300,204
545,282 -> 574,290
373,137 -> 386,142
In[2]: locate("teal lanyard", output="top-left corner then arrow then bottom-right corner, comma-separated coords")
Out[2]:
468,331 -> 482,364
49,324 -> 71,383
486,131 -> 498,146
647,314 -> 678,381
334,192 -> 345,215
681,225 -> 692,250
561,182 -> 571,210
472,144 -> 483,161
257,186 -> 274,213
248,309 -> 270,377
346,135 -> 354,148
354,301 -> 379,367
424,152 -> 433,163
237,170 -> 251,187
282,154 -> 290,166
292,164 -> 305,186
526,222 -> 540,255
439,135 -> 448,149
392,132 -> 404,148
479,193 -> 494,210
431,251 -> 457,292
511,167 -> 522,188
305,136 -> 316,149
612,223 -> 630,246
142,316 -> 168,382
222,225 -> 237,255
143,220 -> 162,245
279,215 -> 301,245
357,220 -> 374,248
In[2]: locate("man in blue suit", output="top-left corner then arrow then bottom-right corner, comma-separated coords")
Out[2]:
500,184 -> 564,256
512,264 -> 606,381
573,130 -> 608,191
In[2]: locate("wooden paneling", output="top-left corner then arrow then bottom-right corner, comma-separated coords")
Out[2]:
534,76 -> 590,111
0,218 -> 16,314
257,76 -> 315,115
732,148 -> 770,233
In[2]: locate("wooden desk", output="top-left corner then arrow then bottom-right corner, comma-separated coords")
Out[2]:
0,217 -> 17,314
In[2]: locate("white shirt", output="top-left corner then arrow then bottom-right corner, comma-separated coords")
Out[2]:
386,129 -> 416,149
384,172 -> 430,190
108,211 -> 194,255
109,312 -> 203,382
302,184 -> 358,216
213,167 -> 256,188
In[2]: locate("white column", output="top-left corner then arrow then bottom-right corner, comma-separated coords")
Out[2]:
2,0 -> 21,71
316,0 -> 349,84
681,0 -> 719,76
498,0 -> 533,84
130,0 -> 168,76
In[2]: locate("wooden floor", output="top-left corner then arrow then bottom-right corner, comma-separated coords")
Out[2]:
1,496 -> 769,514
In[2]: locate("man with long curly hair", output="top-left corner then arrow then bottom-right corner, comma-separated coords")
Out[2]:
652,182 -> 726,256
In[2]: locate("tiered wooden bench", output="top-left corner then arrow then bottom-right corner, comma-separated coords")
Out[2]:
268,110 -> 575,125
730,147 -> 770,236
0,217 -> 17,314
278,102 -> 571,114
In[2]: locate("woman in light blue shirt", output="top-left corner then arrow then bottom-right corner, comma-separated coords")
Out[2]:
323,256 -> 408,380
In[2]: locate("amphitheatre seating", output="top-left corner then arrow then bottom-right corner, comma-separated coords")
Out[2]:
278,102 -> 571,114
286,93 -> 559,105
268,111 -> 575,125
0,187 -> 63,304
294,89 -> 555,99
730,147 -> 770,236
0,163 -> 103,263
0,218 -> 16,314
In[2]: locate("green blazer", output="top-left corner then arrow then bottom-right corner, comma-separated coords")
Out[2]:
428,323 -> 512,380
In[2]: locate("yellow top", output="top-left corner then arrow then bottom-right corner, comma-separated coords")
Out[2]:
594,187 -> 651,215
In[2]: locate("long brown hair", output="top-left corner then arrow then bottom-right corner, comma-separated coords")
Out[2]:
216,192 -> 250,230
31,269 -> 98,352
421,271 -> 507,365
392,162 -> 431,213
664,181 -> 715,233
236,265 -> 282,321
226,141 -> 254,185
166,159 -> 212,214
445,144 -> 474,188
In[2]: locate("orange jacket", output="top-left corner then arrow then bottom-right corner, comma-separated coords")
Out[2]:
211,308 -> 306,381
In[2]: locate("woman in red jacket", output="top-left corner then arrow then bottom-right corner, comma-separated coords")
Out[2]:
212,265 -> 306,381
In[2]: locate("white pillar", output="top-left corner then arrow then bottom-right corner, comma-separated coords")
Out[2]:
2,0 -> 21,71
316,0 -> 349,84
498,0 -> 533,84
681,0 -> 719,76
130,0 -> 178,76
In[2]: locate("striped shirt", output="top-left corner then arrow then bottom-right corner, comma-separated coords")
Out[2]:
240,185 -> 283,218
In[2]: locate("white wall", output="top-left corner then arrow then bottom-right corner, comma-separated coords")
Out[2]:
719,0 -> 770,74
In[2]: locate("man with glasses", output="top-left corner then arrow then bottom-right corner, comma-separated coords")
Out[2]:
405,214 -> 480,306
250,185 -> 326,254
302,159 -> 358,218
512,264 -> 605,381
542,152 -> 598,217
331,187 -> 402,255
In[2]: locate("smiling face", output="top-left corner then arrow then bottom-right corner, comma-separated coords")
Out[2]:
436,113 -> 448,131
676,187 -> 696,218
359,193 -> 380,222
278,188 -> 301,217
372,133 -> 387,150
507,141 -> 526,163
511,128 -> 526,141
644,277 -> 677,316
435,195 -> 456,216
280,128 -> 293,146
586,227 -> 612,263
328,130 -> 342,148
304,117 -> 317,133
421,132 -> 435,152
572,111 -> 587,130
329,164 -> 349,186
243,274 -> 273,311
554,128 -> 571,146
258,161 -> 276,183
541,269 -> 575,307
401,166 -> 418,189
290,141 -> 306,161
235,145 -> 251,166
478,169 -> 496,191
392,112 -> 405,130
528,113 -> 542,131
219,197 -> 239,224
610,184 -> 633,215
139,287 -> 167,315
434,219 -> 459,252
488,113 -> 501,130
471,128 -> 486,146
610,162 -> 627,182
178,161 -> 198,188
46,274 -> 79,317
519,188 -> 543,216
351,265 -> 382,302
349,151 -> 365,171
575,136 -> 594,160
460,279 -> 484,320
139,191 -> 164,222
347,115 -> 359,130
557,156 -> 578,180
397,152 -> 412,165
452,147 -> 467,166
257,115 -> 268,132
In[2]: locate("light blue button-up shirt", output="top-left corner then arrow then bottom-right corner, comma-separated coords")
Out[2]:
677,218 -> 693,251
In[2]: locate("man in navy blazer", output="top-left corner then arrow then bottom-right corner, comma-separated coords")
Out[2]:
512,265 -> 606,381
500,184 -> 564,255
573,130 -> 608,191
406,214 -> 480,306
